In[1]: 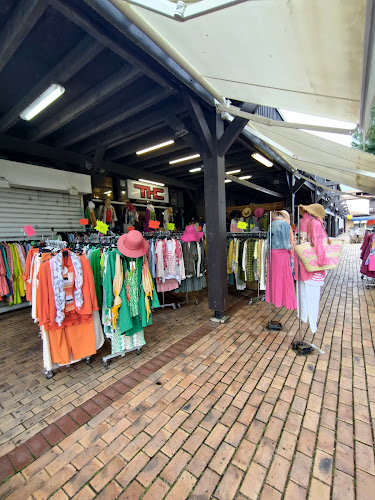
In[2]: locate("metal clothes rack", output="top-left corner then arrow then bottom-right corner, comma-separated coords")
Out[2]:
143,232 -> 200,309
226,231 -> 267,305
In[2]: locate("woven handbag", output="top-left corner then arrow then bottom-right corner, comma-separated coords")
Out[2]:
294,219 -> 344,272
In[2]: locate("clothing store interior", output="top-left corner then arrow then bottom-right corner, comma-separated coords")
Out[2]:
0,0 -> 350,379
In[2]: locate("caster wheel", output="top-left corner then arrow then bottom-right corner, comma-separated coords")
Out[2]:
361,275 -> 364,280
172,304 -> 176,310
249,300 -> 253,306
136,349 -> 141,355
195,300 -> 198,305
46,371 -> 54,379
103,360 -> 109,368
38,332 -> 41,338
177,303 -> 181,309
86,358 -> 91,365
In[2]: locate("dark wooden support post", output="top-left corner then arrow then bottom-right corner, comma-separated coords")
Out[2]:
204,113 -> 228,315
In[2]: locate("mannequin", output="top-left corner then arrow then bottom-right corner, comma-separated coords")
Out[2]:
295,204 -> 329,334
265,211 -> 297,310
144,203 -> 156,233
98,197 -> 117,228
85,201 -> 97,228
164,207 -> 174,229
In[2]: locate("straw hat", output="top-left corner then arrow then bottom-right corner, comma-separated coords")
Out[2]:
278,210 -> 291,224
254,208 -> 264,218
300,203 -> 325,220
242,207 -> 252,218
117,230 -> 149,258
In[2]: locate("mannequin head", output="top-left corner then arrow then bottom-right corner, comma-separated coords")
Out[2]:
88,201 -> 95,210
104,197 -> 111,208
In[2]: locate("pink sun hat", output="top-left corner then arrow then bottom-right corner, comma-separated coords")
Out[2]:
254,208 -> 264,218
117,230 -> 149,258
180,225 -> 204,243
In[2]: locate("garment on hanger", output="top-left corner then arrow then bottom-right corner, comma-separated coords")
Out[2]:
155,238 -> 185,291
360,231 -> 375,277
175,240 -> 207,293
85,201 -> 97,228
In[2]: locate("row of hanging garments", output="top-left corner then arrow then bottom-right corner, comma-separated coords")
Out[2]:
0,241 -> 31,304
360,230 -> 375,278
146,225 -> 207,294
23,242 -> 104,373
227,233 -> 268,291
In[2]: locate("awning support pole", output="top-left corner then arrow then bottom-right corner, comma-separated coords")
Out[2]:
204,113 -> 229,316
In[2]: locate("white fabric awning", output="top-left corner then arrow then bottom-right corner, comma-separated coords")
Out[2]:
243,119 -> 375,194
110,0 -> 368,125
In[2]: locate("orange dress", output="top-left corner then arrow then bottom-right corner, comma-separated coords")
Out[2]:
37,253 -> 99,364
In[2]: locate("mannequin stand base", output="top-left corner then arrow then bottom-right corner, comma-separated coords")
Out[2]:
292,341 -> 325,356
263,321 -> 282,331
210,315 -> 230,324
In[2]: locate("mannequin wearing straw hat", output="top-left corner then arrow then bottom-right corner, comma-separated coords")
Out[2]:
295,204 -> 330,334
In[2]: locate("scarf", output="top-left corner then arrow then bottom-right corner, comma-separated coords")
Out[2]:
88,208 -> 97,228
142,256 -> 154,321
51,250 -> 84,327
111,253 -> 123,329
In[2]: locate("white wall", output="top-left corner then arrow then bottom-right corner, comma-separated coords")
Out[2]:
0,160 -> 92,194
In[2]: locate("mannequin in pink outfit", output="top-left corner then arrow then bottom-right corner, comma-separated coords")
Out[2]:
295,204 -> 329,334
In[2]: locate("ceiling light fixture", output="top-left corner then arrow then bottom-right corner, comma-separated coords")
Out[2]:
169,154 -> 200,164
104,190 -> 112,195
239,175 -> 252,180
226,169 -> 241,175
224,179 -> 232,183
20,84 -> 65,121
138,178 -> 165,187
136,140 -> 174,155
251,152 -> 273,168
189,167 -> 202,173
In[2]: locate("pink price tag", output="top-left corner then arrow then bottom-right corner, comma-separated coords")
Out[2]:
24,225 -> 35,236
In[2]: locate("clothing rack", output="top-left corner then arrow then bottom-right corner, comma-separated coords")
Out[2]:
226,231 -> 267,239
144,232 -> 201,308
227,231 -> 267,304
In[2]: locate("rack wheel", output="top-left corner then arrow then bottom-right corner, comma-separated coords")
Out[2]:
46,371 -> 54,379
86,357 -> 91,365
103,360 -> 109,368
195,300 -> 199,305
172,304 -> 177,310
177,303 -> 181,309
261,296 -> 265,302
249,299 -> 253,306
361,275 -> 364,279
136,349 -> 141,355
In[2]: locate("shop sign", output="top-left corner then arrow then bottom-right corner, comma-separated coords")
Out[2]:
127,179 -> 169,203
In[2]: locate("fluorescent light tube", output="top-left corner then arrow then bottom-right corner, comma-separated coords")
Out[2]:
189,167 -> 202,173
104,190 -> 112,195
251,153 -> 273,167
169,154 -> 200,164
139,179 -> 165,187
224,179 -> 232,183
239,175 -> 252,180
20,84 -> 65,121
226,169 -> 241,175
136,140 -> 174,155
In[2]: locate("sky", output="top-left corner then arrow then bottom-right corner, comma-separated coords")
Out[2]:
279,109 -> 355,147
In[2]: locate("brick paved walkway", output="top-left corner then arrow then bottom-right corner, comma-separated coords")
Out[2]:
0,243 -> 374,499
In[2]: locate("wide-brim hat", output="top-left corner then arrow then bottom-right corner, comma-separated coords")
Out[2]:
300,203 -> 325,220
254,208 -> 264,218
180,225 -> 204,243
242,207 -> 252,218
117,230 -> 149,258
278,210 -> 291,224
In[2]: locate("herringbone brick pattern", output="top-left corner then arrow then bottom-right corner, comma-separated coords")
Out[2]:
0,243 -> 374,499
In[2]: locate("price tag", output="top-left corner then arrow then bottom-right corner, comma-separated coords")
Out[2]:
128,226 -> 135,231
95,221 -> 109,235
167,223 -> 175,231
198,226 -> 202,231
149,220 -> 160,229
237,221 -> 248,230
80,218 -> 89,225
24,225 -> 35,236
